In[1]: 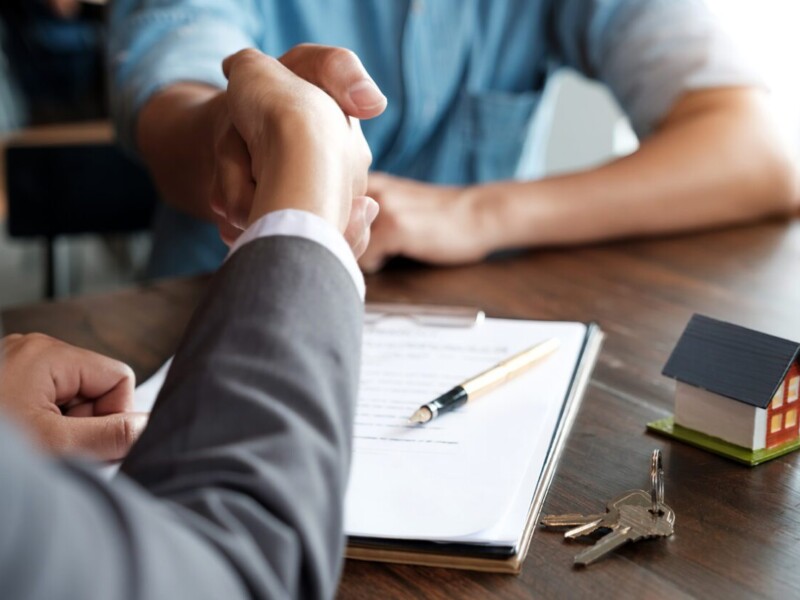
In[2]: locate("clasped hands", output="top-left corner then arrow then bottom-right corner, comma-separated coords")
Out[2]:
0,47 -> 384,462
209,45 -> 386,255
209,45 -> 492,270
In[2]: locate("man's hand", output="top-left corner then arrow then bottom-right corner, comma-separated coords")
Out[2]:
210,45 -> 386,251
359,172 -> 491,272
0,334 -> 147,460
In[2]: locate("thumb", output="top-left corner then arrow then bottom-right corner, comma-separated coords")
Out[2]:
279,44 -> 387,119
51,413 -> 149,461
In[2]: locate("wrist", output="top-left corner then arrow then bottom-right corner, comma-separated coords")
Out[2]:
136,84 -> 223,220
461,184 -> 505,257
471,180 -> 555,252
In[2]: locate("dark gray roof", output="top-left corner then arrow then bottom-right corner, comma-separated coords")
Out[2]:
662,314 -> 800,409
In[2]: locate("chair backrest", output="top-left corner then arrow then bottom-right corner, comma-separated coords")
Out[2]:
5,137 -> 158,238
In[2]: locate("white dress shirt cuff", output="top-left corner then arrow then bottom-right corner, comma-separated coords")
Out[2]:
227,209 -> 365,301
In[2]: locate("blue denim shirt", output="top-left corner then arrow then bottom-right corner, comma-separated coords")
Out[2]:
108,0 -> 758,276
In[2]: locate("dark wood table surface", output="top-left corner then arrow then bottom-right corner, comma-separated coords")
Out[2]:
4,220 -> 800,599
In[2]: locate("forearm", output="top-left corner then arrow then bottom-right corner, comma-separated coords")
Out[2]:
137,83 -> 223,221
122,236 -> 362,599
479,89 -> 798,251
0,238 -> 362,600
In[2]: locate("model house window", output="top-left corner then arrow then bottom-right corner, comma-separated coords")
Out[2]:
773,383 -> 784,408
771,414 -> 783,433
789,376 -> 799,403
786,409 -> 798,429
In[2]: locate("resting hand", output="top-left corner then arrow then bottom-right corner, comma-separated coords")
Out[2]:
210,45 -> 386,251
0,334 -> 147,460
359,173 -> 490,272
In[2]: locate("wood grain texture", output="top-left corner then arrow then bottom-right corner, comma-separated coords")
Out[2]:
4,220 -> 800,599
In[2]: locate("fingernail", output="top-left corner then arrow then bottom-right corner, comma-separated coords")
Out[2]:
348,79 -> 386,111
364,197 -> 380,226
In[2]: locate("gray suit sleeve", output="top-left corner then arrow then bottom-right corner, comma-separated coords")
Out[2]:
0,235 -> 363,600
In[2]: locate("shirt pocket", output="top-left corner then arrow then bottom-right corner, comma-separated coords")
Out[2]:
462,91 -> 539,183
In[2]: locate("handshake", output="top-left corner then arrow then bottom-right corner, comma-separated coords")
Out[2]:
208,45 -> 387,258
0,46 -> 390,461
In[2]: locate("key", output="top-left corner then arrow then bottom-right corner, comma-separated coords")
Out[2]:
543,515 -> 607,540
541,492 -> 627,539
540,449 -> 676,566
573,490 -> 675,566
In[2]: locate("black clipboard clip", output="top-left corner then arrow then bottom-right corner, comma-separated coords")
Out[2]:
364,303 -> 485,328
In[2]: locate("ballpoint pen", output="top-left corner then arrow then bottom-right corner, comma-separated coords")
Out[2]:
408,337 -> 560,424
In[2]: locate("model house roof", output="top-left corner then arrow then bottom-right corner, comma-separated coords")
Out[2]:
662,314 -> 800,409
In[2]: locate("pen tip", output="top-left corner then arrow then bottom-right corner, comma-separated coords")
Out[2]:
408,407 -> 432,425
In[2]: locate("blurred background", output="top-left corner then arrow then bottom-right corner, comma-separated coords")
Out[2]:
0,0 -> 798,308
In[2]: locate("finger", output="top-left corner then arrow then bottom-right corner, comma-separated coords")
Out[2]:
216,215 -> 243,247
41,344 -> 135,414
44,413 -> 149,461
210,169 -> 227,218
222,48 -> 270,79
279,44 -> 387,119
344,196 -> 379,257
64,401 -> 94,417
350,223 -> 372,259
216,125 -> 256,229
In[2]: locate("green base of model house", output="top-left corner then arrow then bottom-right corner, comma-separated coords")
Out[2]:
647,416 -> 800,466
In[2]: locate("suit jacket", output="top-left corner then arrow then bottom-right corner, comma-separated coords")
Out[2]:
0,235 -> 362,600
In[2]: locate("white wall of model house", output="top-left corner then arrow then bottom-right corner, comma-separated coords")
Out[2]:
674,382 -> 767,450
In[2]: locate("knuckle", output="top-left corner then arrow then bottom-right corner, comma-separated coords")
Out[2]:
230,205 -> 249,228
118,362 -> 135,384
321,47 -> 359,78
286,42 -> 314,61
21,333 -> 55,351
235,48 -> 263,63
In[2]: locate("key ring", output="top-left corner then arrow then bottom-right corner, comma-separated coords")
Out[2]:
650,449 -> 664,514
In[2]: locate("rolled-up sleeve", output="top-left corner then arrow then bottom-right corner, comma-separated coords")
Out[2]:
549,0 -> 763,138
108,0 -> 262,153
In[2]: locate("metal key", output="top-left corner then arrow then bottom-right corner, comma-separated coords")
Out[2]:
540,449 -> 676,566
573,489 -> 675,565
541,492 -> 624,539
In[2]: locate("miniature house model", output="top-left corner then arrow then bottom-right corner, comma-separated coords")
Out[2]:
657,314 -> 800,464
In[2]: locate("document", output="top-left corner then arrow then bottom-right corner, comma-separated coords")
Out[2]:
348,318 -> 588,542
122,314 -> 598,565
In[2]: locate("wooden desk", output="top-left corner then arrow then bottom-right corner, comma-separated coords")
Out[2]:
4,221 -> 800,598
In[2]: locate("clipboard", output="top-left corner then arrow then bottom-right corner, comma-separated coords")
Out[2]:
365,303 -> 485,328
346,305 -> 604,574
